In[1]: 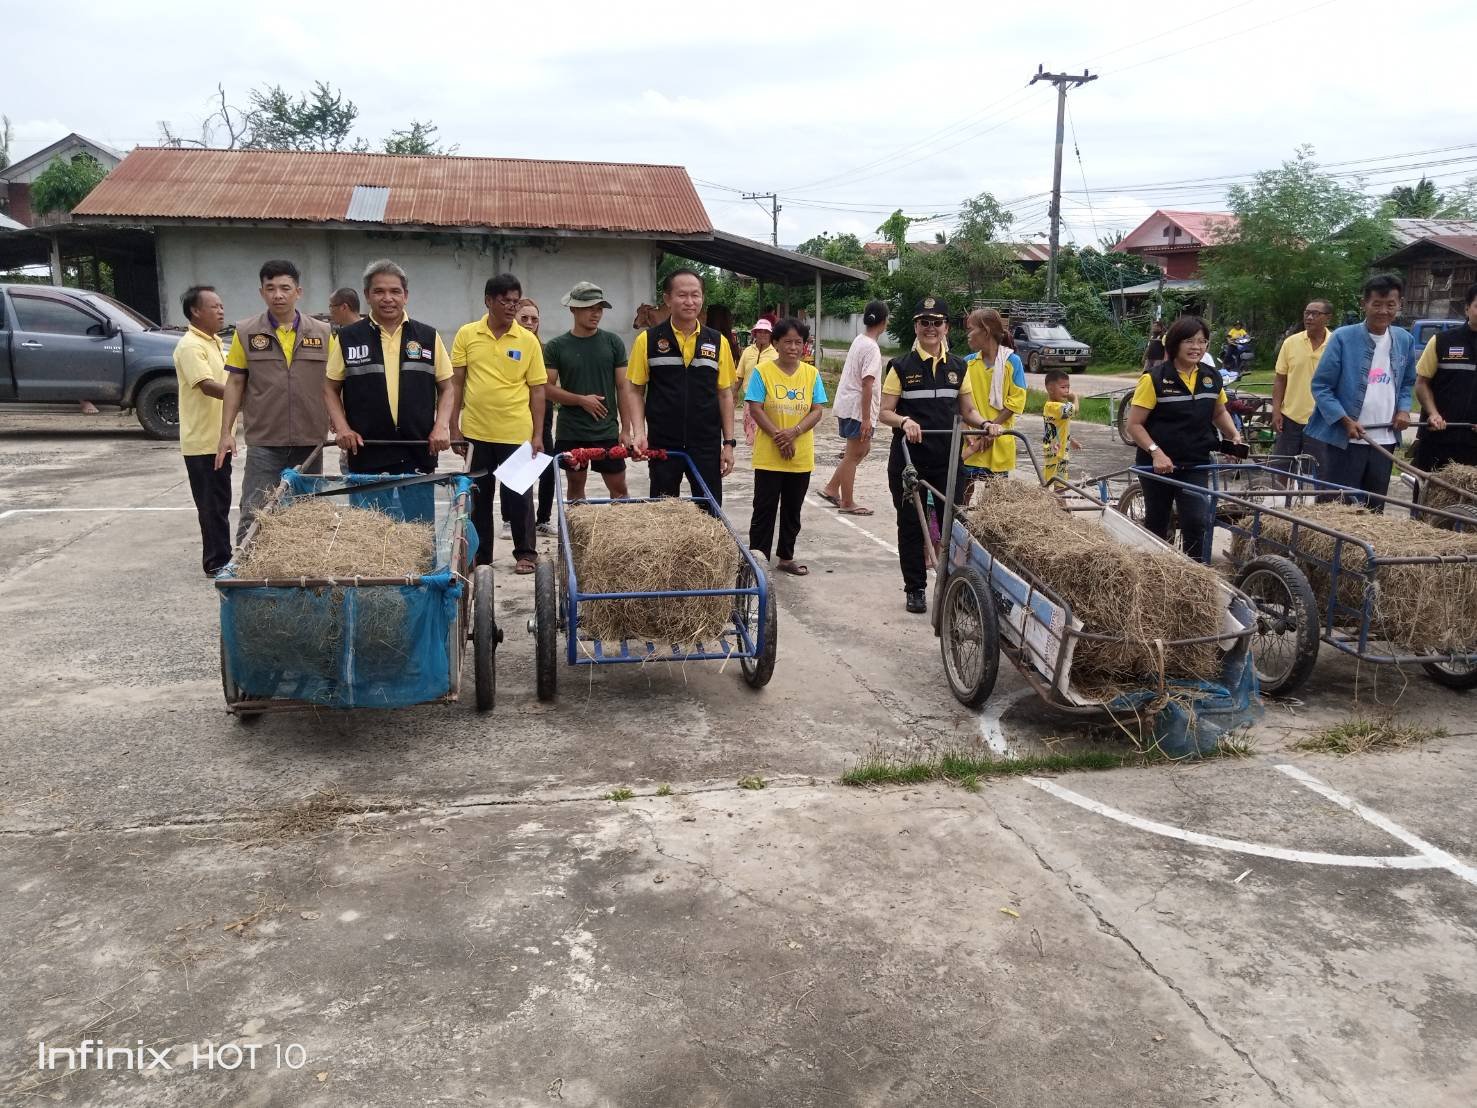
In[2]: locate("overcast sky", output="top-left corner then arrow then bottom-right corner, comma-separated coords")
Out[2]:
7,0 -> 1473,250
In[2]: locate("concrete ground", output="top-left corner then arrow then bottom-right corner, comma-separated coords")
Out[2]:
2,405 -> 1475,1106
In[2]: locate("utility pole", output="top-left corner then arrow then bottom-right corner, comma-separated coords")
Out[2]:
743,191 -> 780,246
1030,66 -> 1097,304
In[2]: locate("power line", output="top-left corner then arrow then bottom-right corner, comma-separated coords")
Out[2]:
1066,99 -> 1099,245
1105,0 -> 1341,77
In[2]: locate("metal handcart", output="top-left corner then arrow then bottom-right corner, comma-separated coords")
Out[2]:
529,447 -> 777,702
1128,456 -> 1477,696
906,425 -> 1260,754
217,442 -> 500,720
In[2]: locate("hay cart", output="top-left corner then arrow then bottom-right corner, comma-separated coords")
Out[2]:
1130,459 -> 1477,696
529,447 -> 777,701
217,443 -> 500,720
907,427 -> 1260,755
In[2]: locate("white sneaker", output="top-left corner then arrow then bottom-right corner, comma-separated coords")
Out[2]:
500,521 -> 511,539
537,521 -> 556,536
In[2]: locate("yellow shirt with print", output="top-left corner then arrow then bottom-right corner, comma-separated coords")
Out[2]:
961,352 -> 1027,472
736,343 -> 778,390
325,313 -> 453,423
627,324 -> 737,389
1130,366 -> 1227,410
1273,329 -> 1328,425
174,325 -> 227,455
748,360 -> 827,473
451,316 -> 548,445
227,316 -> 301,369
1041,399 -> 1075,477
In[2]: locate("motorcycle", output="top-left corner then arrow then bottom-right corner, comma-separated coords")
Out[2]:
1221,335 -> 1255,373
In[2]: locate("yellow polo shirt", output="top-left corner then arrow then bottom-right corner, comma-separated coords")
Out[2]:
627,323 -> 737,389
326,313 -> 452,423
1273,329 -> 1328,425
451,315 -> 547,444
1417,335 -> 1441,378
736,342 -> 778,390
227,313 -> 300,369
173,325 -> 227,455
1131,367 -> 1228,409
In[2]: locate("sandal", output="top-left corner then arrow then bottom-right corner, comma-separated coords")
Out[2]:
776,561 -> 809,576
837,505 -> 874,515
514,558 -> 536,575
818,491 -> 840,506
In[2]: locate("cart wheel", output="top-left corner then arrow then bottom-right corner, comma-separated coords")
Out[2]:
938,564 -> 1000,708
219,637 -> 260,724
1115,394 -> 1136,446
1234,555 -> 1320,697
1421,657 -> 1477,690
473,564 -> 496,711
738,550 -> 778,689
534,559 -> 559,702
1117,484 -> 1176,545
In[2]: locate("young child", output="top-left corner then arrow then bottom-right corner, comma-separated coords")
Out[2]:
1041,370 -> 1081,486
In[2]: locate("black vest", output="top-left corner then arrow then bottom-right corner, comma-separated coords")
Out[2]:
339,316 -> 442,474
1415,323 -> 1477,458
642,320 -> 723,453
1137,361 -> 1222,466
888,347 -> 968,470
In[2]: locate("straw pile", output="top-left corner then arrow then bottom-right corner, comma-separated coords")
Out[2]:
565,499 -> 738,644
960,481 -> 1227,696
236,498 -> 435,579
1236,503 -> 1477,653
1419,461 -> 1477,515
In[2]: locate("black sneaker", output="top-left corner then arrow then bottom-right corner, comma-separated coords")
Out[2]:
905,590 -> 927,614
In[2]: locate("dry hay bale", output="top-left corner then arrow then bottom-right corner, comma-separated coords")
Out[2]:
237,498 -> 435,579
1419,461 -> 1477,515
1241,503 -> 1477,653
960,481 -> 1227,697
565,499 -> 738,644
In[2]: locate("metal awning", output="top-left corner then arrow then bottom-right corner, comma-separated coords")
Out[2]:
659,230 -> 868,286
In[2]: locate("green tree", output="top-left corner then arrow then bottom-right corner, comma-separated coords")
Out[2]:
382,120 -> 456,155
1385,177 -> 1441,218
31,153 -> 108,215
876,209 -> 921,257
796,232 -> 881,316
1200,146 -> 1390,336
952,191 -> 1015,303
1434,177 -> 1477,219
244,81 -> 364,152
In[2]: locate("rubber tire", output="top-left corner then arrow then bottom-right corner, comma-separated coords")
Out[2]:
135,375 -> 180,440
219,636 -> 260,724
473,564 -> 496,711
1115,392 -> 1136,446
1421,659 -> 1477,690
938,565 -> 1000,709
534,559 -> 559,702
739,550 -> 778,689
1234,554 -> 1320,697
1116,484 -> 1177,546
1027,351 -> 1041,373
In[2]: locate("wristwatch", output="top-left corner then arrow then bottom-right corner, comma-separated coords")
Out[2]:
1147,444 -> 1160,453
722,438 -> 737,447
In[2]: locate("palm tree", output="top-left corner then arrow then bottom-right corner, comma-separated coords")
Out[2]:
1385,177 -> 1441,218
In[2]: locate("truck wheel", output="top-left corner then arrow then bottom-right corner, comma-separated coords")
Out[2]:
135,376 -> 180,440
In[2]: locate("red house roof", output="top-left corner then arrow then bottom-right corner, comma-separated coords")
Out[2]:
1120,209 -> 1238,253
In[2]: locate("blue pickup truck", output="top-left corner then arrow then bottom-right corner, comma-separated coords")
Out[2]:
0,283 -> 183,439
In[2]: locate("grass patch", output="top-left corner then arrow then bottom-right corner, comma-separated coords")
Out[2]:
1294,717 -> 1446,755
604,787 -> 635,802
655,783 -> 672,797
738,775 -> 767,790
842,747 -> 1145,788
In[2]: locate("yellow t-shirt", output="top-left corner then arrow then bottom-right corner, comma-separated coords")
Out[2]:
736,343 -> 778,391
173,326 -> 227,455
450,316 -> 548,444
1273,329 -> 1328,425
227,314 -> 300,369
745,360 -> 829,473
1042,399 -> 1075,473
627,324 -> 737,389
1131,367 -> 1227,409
326,313 -> 453,423
1417,335 -> 1440,378
961,351 -> 1027,472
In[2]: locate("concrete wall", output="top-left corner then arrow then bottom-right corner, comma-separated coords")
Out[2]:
155,227 -> 659,346
818,313 -> 865,344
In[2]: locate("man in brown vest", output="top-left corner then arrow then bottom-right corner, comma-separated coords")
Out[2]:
215,259 -> 334,543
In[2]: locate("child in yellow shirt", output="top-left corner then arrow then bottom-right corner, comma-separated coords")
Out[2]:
1040,369 -> 1081,486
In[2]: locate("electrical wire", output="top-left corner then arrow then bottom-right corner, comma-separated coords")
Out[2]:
1066,99 -> 1099,244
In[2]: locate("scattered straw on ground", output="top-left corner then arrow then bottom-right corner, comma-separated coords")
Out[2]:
1419,461 -> 1477,514
1294,716 -> 1447,755
565,499 -> 738,644
1239,503 -> 1477,653
961,481 -> 1227,696
236,498 -> 435,579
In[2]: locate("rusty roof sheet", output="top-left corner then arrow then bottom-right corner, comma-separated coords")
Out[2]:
73,147 -> 713,235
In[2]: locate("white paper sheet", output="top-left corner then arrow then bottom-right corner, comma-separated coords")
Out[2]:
492,442 -> 553,494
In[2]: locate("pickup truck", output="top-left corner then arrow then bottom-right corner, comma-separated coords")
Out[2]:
1010,321 -> 1093,374
0,283 -> 183,439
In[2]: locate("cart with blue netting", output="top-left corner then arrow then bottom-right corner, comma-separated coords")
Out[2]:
529,447 -> 777,701
216,444 -> 499,720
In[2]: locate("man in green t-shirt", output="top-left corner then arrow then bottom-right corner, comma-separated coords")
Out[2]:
545,281 -> 632,499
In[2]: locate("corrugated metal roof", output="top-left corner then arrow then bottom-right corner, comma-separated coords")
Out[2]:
1376,233 -> 1477,267
1389,218 -> 1477,246
72,147 -> 713,235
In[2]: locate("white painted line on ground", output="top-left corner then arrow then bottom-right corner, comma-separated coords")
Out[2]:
815,494 -> 898,555
979,686 -> 1032,755
1024,776 -> 1436,871
0,507 -> 195,522
1276,764 -> 1477,889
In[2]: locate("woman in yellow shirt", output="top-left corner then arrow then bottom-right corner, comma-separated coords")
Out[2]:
737,318 -> 778,444
960,308 -> 1026,494
745,318 -> 828,576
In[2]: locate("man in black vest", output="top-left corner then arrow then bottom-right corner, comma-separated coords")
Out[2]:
1414,282 -> 1477,477
324,259 -> 454,521
628,268 -> 738,505
878,296 -> 993,613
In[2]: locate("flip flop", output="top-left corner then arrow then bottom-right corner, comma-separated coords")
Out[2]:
514,558 -> 536,575
776,561 -> 809,576
837,505 -> 874,515
818,491 -> 840,506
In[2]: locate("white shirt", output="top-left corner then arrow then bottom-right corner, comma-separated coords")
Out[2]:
832,333 -> 882,423
1357,329 -> 1397,445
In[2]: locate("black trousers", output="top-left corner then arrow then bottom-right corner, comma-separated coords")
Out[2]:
1321,441 -> 1395,512
184,453 -> 233,574
536,405 -> 555,524
650,450 -> 723,508
749,470 -> 810,560
469,439 -> 536,564
1140,465 -> 1213,561
887,448 -> 963,593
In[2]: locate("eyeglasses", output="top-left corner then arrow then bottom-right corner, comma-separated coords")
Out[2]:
493,295 -> 521,306
1303,308 -> 1330,316
915,318 -> 946,327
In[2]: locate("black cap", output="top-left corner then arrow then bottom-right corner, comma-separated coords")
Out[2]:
912,295 -> 949,319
